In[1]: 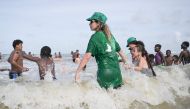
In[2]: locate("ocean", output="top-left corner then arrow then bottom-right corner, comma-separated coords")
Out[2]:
0,54 -> 189,109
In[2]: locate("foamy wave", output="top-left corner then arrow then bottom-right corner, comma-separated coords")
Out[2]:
0,60 -> 189,109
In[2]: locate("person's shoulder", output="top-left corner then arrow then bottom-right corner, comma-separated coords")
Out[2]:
159,51 -> 164,56
141,57 -> 147,64
11,50 -> 21,55
180,50 -> 185,54
92,31 -> 104,38
185,49 -> 190,53
95,31 -> 104,35
50,57 -> 54,62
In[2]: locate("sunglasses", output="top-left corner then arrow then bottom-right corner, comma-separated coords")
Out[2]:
90,20 -> 98,24
128,46 -> 137,52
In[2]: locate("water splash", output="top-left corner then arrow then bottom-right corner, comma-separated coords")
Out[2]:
0,58 -> 189,109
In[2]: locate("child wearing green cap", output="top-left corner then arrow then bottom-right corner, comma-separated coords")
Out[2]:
125,40 -> 156,77
75,12 -> 127,89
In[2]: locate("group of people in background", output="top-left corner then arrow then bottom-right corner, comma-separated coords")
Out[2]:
0,12 -> 189,90
54,52 -> 62,59
6,40 -> 56,80
148,41 -> 190,67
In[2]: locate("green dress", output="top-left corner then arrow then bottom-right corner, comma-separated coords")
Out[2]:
86,31 -> 123,89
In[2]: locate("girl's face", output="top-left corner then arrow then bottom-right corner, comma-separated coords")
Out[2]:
89,20 -> 100,31
129,46 -> 139,59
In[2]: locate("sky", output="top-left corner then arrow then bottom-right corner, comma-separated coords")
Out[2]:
0,0 -> 190,54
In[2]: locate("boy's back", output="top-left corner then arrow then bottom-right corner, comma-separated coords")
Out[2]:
179,50 -> 190,65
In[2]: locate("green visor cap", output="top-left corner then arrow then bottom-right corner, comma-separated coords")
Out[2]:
86,12 -> 107,24
126,37 -> 137,47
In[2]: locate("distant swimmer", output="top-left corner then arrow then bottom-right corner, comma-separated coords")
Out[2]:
71,50 -> 80,63
75,53 -> 80,64
58,52 -> 62,58
54,52 -> 58,58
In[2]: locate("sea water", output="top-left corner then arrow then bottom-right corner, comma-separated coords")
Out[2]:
0,54 -> 189,109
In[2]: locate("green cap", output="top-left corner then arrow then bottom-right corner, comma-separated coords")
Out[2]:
86,12 -> 107,24
126,37 -> 137,47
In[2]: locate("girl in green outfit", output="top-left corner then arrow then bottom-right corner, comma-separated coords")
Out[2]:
75,12 -> 127,89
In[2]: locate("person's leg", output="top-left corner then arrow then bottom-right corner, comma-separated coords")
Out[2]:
9,72 -> 14,79
9,72 -> 17,79
17,72 -> 22,77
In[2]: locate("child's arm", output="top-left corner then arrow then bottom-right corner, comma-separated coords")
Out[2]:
160,52 -> 166,65
51,62 -> 56,80
118,50 -> 127,64
0,69 -> 10,72
22,51 -> 40,62
178,51 -> 183,64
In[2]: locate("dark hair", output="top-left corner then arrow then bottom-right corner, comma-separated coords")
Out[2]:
40,46 -> 52,58
155,44 -> 161,49
137,41 -> 156,76
166,50 -> 171,52
173,55 -> 179,60
166,50 -> 171,54
12,39 -> 23,49
181,41 -> 189,49
149,54 -> 155,59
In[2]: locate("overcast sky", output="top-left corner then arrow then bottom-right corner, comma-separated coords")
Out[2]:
0,0 -> 190,54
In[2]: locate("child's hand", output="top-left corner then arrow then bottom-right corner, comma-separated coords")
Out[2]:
22,67 -> 29,72
123,64 -> 132,70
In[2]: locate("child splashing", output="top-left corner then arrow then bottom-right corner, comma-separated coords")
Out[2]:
25,46 -> 56,81
44,63 -> 55,81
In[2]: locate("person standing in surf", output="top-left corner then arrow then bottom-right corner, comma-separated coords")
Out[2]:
173,55 -> 179,65
179,41 -> 190,65
8,39 -> 29,79
23,46 -> 56,80
154,44 -> 166,66
75,12 -> 127,89
126,38 -> 156,76
165,50 -> 173,66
